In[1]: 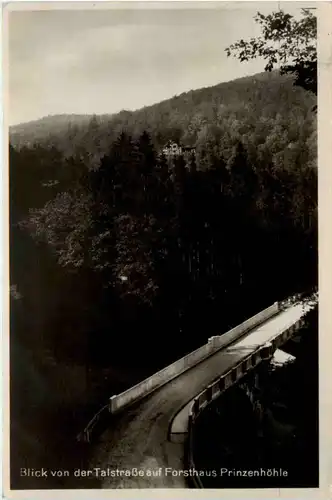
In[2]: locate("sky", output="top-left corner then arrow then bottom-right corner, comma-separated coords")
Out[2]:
6,1 -> 316,126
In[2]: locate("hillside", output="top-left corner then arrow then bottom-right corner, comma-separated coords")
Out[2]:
9,71 -> 316,165
9,68 -> 317,489
9,113 -> 113,148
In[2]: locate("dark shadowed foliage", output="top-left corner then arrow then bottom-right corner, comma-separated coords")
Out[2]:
9,69 -> 317,488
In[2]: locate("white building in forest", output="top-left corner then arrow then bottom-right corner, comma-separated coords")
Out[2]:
162,140 -> 195,158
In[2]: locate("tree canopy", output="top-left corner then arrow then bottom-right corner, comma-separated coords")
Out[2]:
10,68 -> 317,368
225,9 -> 317,95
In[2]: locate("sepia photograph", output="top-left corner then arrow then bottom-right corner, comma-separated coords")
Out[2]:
2,0 -> 329,496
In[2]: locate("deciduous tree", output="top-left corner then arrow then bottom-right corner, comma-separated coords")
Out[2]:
225,9 -> 317,95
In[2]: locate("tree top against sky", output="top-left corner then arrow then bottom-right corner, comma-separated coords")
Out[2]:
225,8 -> 317,95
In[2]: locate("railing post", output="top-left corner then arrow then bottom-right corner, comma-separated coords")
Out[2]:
109,395 -> 117,414
84,429 -> 90,443
261,341 -> 273,360
193,397 -> 200,414
212,380 -> 220,399
219,376 -> 225,392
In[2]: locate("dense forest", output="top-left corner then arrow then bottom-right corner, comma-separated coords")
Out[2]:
10,70 -> 316,164
10,70 -> 317,358
9,69 -> 317,487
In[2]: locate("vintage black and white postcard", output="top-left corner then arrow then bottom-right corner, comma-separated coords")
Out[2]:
1,1 -> 331,499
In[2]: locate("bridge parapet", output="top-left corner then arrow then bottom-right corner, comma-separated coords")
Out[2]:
79,297 -> 314,445
188,344 -> 271,425
187,315 -> 307,426
185,309 -> 311,486
186,342 -> 272,487
270,316 -> 305,351
109,302 -> 280,414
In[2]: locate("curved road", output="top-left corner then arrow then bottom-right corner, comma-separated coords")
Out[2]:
89,302 -> 309,488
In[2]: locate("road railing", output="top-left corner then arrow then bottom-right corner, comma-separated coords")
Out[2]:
185,298 -> 316,488
109,302 -> 280,414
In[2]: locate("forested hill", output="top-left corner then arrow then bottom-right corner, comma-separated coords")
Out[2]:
9,113 -> 113,148
10,68 -> 317,487
9,67 -> 317,359
10,70 -> 316,169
